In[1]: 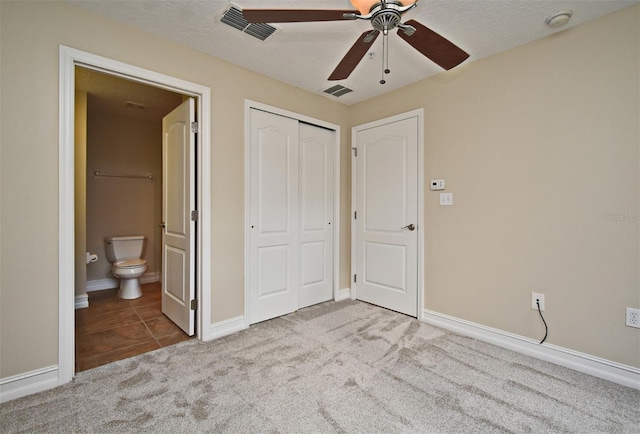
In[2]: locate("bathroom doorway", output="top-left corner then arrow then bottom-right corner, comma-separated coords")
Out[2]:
74,67 -> 191,371
59,46 -> 212,383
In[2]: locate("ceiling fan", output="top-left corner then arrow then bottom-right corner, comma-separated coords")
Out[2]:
242,0 -> 469,84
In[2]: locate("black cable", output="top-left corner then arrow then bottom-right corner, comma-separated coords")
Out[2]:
537,300 -> 548,344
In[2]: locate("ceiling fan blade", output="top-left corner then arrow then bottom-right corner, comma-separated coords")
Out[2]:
242,9 -> 358,23
397,19 -> 469,70
328,31 -> 380,81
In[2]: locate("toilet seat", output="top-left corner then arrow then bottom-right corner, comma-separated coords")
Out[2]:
114,258 -> 147,268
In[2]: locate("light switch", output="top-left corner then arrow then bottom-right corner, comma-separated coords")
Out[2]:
430,179 -> 445,191
440,192 -> 453,206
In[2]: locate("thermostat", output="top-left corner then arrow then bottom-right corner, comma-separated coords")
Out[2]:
430,179 -> 445,191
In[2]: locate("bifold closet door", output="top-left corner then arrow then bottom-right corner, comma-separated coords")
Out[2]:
249,110 -> 334,324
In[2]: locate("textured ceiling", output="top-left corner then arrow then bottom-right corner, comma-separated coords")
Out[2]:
68,0 -> 638,106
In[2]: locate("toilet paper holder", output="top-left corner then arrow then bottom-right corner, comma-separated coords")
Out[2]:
86,252 -> 98,264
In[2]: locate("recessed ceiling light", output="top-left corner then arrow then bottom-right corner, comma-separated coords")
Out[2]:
545,10 -> 573,28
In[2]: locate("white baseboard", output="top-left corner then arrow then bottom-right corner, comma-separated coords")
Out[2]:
141,272 -> 160,284
86,272 -> 160,292
74,294 -> 89,309
0,366 -> 59,403
86,277 -> 116,292
422,309 -> 640,390
335,287 -> 351,302
207,315 -> 247,341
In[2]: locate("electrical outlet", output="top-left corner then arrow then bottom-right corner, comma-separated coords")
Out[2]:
531,293 -> 545,311
626,307 -> 640,328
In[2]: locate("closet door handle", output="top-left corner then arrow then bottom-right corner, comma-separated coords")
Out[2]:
401,224 -> 415,231
159,222 -> 166,229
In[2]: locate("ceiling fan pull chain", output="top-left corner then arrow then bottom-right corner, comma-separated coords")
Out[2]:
384,32 -> 391,75
380,32 -> 389,84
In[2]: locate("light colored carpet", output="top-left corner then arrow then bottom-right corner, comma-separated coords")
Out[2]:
1,299 -> 639,433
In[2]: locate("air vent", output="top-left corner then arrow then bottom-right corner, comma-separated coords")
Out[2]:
323,85 -> 353,97
220,6 -> 278,41
124,101 -> 148,110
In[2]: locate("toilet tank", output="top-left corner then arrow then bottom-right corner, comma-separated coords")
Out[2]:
104,235 -> 145,262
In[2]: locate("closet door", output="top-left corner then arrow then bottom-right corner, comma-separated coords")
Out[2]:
248,110 -> 335,324
299,123 -> 334,308
249,109 -> 299,324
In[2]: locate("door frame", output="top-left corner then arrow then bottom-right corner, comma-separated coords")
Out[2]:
350,109 -> 425,317
59,45 -> 212,385
243,100 -> 341,327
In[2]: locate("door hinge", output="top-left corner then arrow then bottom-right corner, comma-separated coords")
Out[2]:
191,122 -> 198,133
352,147 -> 357,157
191,210 -> 198,221
354,274 -> 357,283
190,299 -> 197,310
354,211 -> 357,220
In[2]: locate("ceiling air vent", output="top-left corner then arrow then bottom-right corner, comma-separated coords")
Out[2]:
220,6 -> 278,41
124,101 -> 148,110
324,85 -> 353,97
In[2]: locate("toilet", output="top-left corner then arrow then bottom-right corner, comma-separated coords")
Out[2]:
104,235 -> 148,299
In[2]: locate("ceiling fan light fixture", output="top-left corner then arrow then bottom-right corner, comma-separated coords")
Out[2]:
349,0 -> 413,15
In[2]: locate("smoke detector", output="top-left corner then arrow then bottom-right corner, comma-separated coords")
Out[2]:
545,10 -> 573,28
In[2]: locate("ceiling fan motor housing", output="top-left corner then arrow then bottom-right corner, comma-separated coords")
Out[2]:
372,10 -> 401,33
369,1 -> 411,33
366,1 -> 409,13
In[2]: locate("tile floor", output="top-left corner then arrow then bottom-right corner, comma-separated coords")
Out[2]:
75,281 -> 193,372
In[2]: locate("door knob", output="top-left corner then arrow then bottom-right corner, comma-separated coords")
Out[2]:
159,222 -> 166,229
401,224 -> 415,231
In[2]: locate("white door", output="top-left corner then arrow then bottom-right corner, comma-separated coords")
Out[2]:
299,123 -> 334,309
249,109 -> 300,324
161,98 -> 196,335
248,111 -> 335,323
354,116 -> 418,317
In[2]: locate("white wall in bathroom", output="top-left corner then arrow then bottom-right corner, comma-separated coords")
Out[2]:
86,105 -> 164,284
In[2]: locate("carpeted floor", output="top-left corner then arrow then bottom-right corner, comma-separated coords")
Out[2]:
2,299 -> 639,433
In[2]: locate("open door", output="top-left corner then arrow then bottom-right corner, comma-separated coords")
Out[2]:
161,98 -> 196,335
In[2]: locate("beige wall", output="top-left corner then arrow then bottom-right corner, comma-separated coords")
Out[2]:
85,107 -> 163,282
74,91 -> 88,298
0,0 -> 350,377
351,5 -> 639,367
0,0 -> 637,380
